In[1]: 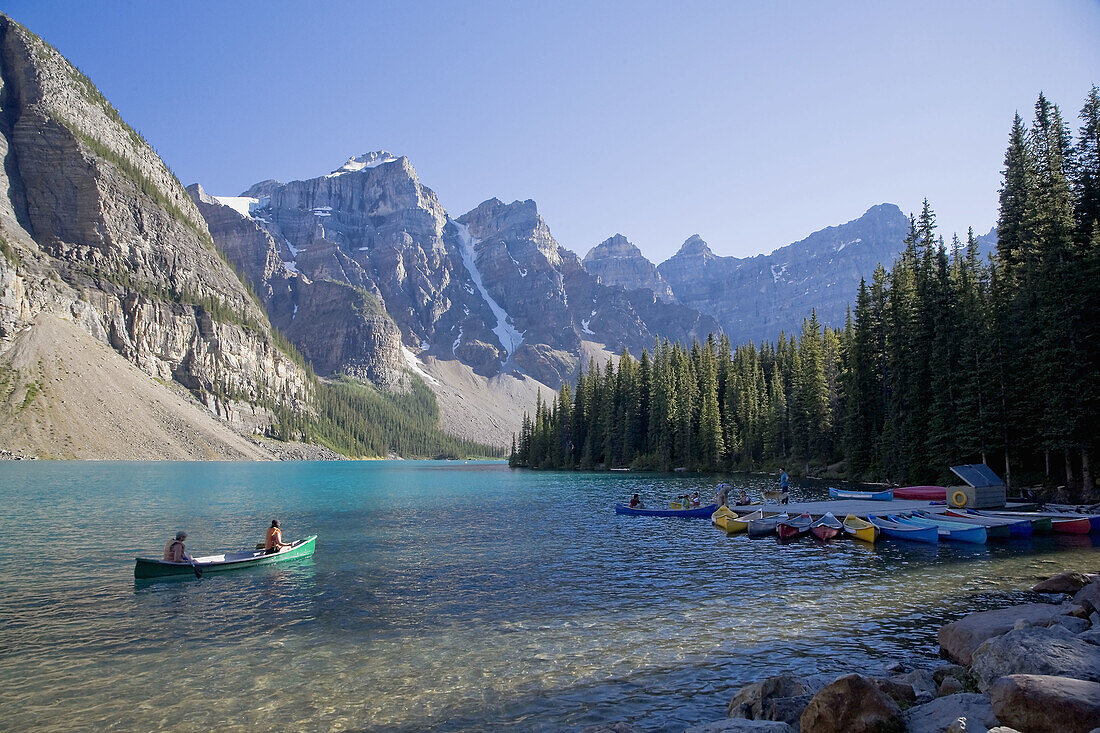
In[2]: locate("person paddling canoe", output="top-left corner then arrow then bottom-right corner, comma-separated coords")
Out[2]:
163,531 -> 192,562
265,520 -> 290,554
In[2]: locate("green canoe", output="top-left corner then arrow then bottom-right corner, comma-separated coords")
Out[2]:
134,535 -> 317,579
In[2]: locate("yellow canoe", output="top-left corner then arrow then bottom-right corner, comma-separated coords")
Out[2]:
711,506 -> 738,531
843,514 -> 879,543
724,509 -> 766,534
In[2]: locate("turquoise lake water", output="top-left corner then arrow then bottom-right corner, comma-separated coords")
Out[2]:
0,461 -> 1096,732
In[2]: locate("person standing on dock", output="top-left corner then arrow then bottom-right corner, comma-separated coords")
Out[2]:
779,468 -> 790,504
716,483 -> 730,507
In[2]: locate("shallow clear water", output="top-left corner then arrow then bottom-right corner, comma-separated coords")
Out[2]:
0,461 -> 1095,732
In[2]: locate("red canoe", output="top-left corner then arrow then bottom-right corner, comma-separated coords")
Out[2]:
894,486 -> 947,500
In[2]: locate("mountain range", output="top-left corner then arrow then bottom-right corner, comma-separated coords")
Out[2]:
0,15 -> 995,456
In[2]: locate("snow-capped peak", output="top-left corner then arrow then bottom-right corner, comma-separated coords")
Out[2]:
327,151 -> 400,177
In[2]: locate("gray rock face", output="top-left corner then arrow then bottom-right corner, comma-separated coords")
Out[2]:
1074,580 -> 1100,612
969,623 -> 1100,690
989,674 -> 1100,733
904,693 -> 999,733
654,205 -> 920,345
189,185 -> 405,387
583,233 -> 675,301
0,16 -> 308,424
938,602 -> 1075,665
727,673 -> 814,727
204,154 -> 723,390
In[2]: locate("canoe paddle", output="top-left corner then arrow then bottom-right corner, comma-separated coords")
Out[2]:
188,557 -> 203,579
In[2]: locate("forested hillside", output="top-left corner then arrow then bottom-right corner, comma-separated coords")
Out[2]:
512,88 -> 1100,498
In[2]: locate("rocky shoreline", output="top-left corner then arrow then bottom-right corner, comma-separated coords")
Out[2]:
586,571 -> 1100,733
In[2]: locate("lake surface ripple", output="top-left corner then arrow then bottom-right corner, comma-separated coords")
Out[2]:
0,461 -> 1095,731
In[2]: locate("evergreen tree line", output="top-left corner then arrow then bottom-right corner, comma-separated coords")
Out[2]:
511,88 -> 1100,496
273,375 -> 505,459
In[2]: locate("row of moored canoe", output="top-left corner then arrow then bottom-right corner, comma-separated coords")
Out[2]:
710,506 -> 1100,543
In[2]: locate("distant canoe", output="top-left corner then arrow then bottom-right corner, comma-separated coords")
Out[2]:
945,509 -> 1032,537
974,510 -> 1053,534
867,515 -> 938,544
810,512 -> 843,540
888,513 -> 986,544
724,510 -> 764,534
893,486 -> 947,500
979,509 -> 1097,534
135,535 -> 317,579
842,514 -> 879,543
777,513 -> 813,540
614,503 -> 716,518
748,513 -> 789,538
711,505 -> 739,531
829,487 -> 894,501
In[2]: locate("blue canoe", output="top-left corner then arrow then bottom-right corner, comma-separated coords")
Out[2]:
867,514 -> 938,544
888,513 -> 987,544
614,503 -> 717,518
829,487 -> 894,501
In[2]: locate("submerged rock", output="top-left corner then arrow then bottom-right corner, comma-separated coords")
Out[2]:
799,674 -> 904,733
1032,572 -> 1095,594
938,603 -> 1076,665
684,720 -> 795,733
969,623 -> 1100,690
989,674 -> 1100,733
904,693 -> 999,733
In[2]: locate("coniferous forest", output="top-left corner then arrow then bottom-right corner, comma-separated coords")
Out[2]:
511,89 -> 1100,499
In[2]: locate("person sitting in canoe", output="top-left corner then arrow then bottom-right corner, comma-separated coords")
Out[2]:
738,489 -> 750,505
629,494 -> 645,508
689,491 -> 701,508
265,520 -> 290,554
163,531 -> 192,562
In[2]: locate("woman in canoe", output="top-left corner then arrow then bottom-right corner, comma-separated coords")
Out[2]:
163,531 -> 192,562
265,520 -> 290,554
629,494 -> 645,508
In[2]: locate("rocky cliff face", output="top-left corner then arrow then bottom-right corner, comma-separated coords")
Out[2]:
582,233 -> 675,302
203,155 -> 723,390
0,15 -> 309,427
654,204 -> 914,344
189,183 -> 406,388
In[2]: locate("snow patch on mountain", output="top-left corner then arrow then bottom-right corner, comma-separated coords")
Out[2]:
327,151 -> 400,177
401,345 -> 438,384
452,220 -> 524,358
771,263 -> 788,282
213,196 -> 268,218
835,237 -> 862,253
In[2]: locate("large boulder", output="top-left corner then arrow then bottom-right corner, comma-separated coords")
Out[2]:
1032,572 -> 1095,594
1075,580 -> 1100,613
989,674 -> 1100,733
727,674 -> 813,720
904,693 -> 999,733
938,603 -> 1076,665
798,674 -> 905,733
683,721 -> 795,733
970,623 -> 1100,690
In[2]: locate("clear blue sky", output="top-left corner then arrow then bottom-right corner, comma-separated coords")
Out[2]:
6,1 -> 1099,261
